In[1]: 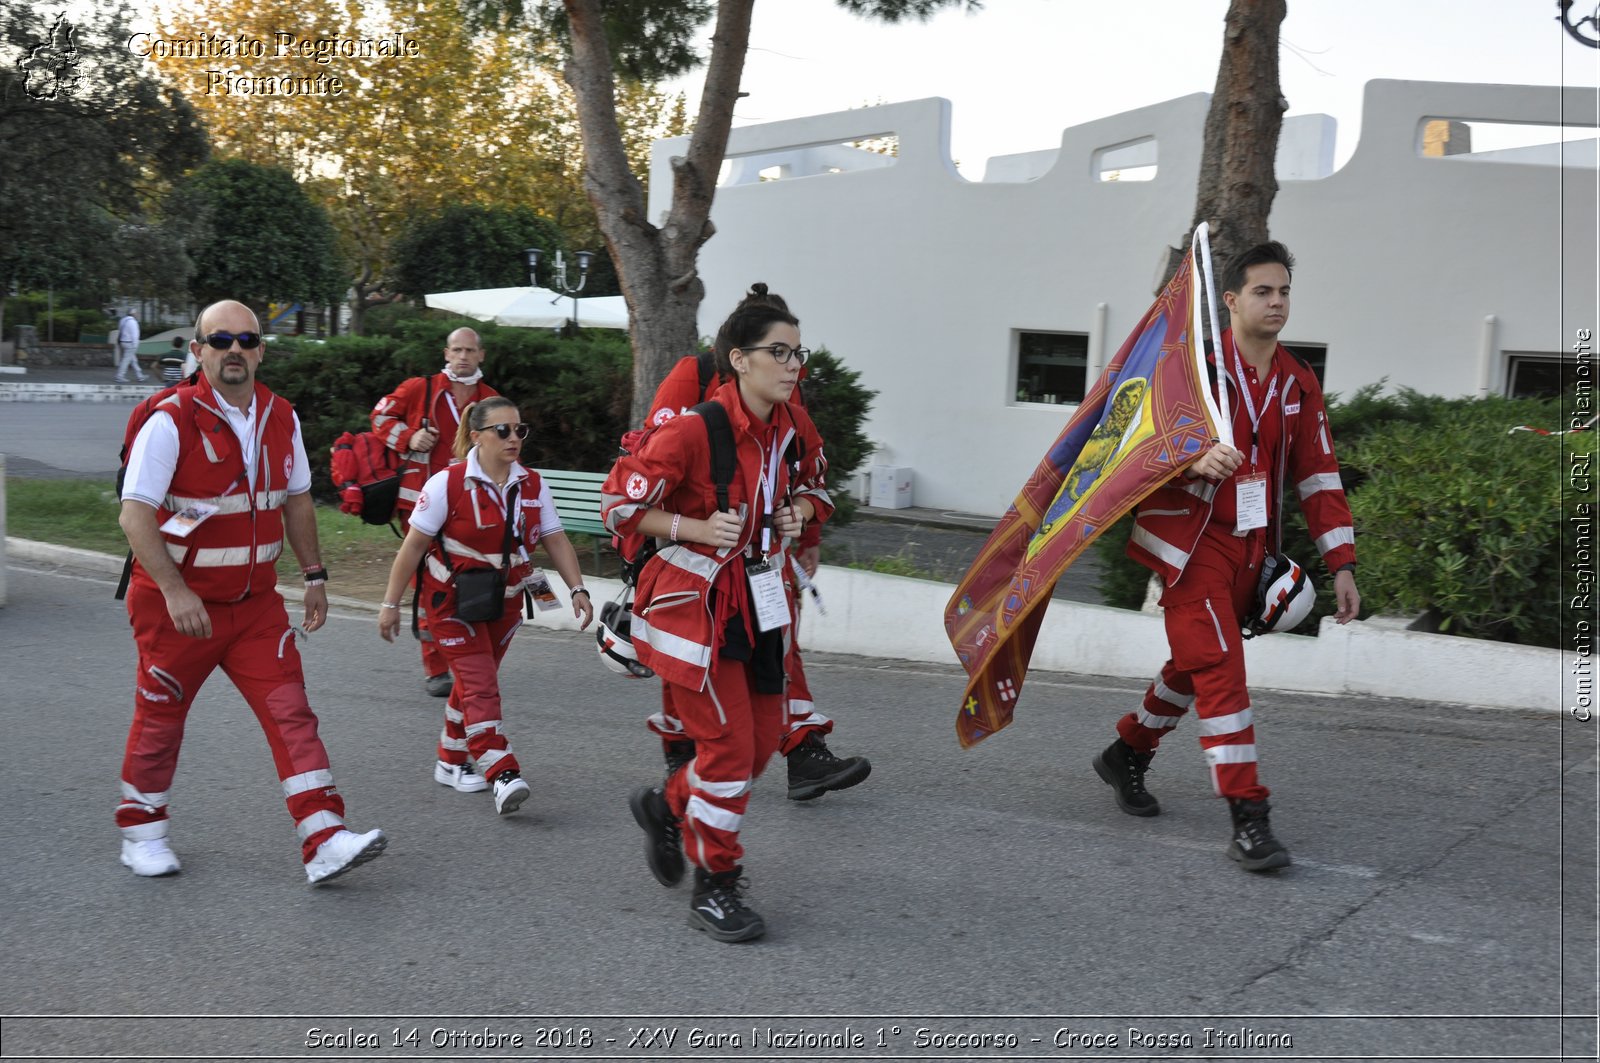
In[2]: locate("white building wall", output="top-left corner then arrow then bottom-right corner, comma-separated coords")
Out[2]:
649,80 -> 1598,516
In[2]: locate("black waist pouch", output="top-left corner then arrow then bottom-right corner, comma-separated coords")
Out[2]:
445,481 -> 520,623
454,567 -> 508,622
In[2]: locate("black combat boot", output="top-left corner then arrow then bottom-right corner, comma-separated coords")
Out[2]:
628,785 -> 685,887
1092,738 -> 1161,816
687,866 -> 765,943
1227,798 -> 1292,872
663,739 -> 695,781
785,732 -> 872,801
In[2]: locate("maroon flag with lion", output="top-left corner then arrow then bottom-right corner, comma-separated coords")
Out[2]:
944,252 -> 1219,748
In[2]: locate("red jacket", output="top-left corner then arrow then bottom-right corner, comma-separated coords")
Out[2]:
371,372 -> 500,512
646,354 -> 822,551
420,459 -> 546,620
132,380 -> 296,603
601,380 -> 833,689
1128,331 -> 1356,584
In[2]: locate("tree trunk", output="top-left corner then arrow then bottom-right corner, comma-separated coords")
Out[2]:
563,0 -> 756,428
1157,0 -> 1287,317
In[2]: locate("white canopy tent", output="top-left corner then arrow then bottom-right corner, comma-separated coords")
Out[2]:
423,286 -> 630,330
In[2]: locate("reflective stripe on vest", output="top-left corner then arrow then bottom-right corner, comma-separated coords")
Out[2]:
165,541 -> 284,567
631,614 -> 712,669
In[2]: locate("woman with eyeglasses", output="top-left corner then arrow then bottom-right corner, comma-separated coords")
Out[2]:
601,285 -> 834,942
379,396 -> 594,816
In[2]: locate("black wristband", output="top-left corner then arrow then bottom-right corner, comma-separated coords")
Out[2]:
571,588 -> 591,598
303,567 -> 329,584
1336,562 -> 1356,573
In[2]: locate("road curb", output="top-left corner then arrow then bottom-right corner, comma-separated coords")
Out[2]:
5,537 -> 379,612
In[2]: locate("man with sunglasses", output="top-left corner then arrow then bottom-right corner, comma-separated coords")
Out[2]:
371,327 -> 500,700
115,300 -> 388,885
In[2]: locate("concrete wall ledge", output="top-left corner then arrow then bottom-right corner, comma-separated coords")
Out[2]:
7,538 -> 1556,713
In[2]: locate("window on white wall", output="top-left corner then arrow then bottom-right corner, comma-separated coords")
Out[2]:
1416,119 -> 1597,167
1016,331 -> 1088,405
1093,137 -> 1158,182
1507,353 -> 1575,398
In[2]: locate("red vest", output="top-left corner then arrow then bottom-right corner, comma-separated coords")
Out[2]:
133,381 -> 297,603
420,462 -> 545,619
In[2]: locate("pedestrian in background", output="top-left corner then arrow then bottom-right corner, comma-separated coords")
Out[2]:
115,308 -> 146,383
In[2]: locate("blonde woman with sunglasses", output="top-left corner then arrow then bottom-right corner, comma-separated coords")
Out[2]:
379,397 -> 594,816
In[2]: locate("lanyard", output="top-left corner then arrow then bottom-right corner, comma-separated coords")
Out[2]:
756,433 -> 782,557
473,473 -> 527,561
1230,339 -> 1278,467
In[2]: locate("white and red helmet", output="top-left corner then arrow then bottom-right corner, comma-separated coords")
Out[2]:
597,598 -> 654,678
1245,554 -> 1315,638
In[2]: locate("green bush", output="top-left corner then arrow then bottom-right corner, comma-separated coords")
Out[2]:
800,347 -> 876,525
42,308 -> 112,340
360,301 -> 438,338
258,321 -> 634,500
1093,386 -> 1546,638
1347,395 -> 1565,647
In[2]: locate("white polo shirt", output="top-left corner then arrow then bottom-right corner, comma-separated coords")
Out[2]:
408,447 -> 562,541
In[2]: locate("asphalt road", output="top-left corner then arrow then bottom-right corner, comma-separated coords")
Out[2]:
0,557 -> 1595,1062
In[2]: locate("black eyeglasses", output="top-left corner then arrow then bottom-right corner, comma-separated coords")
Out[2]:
743,344 -> 810,365
201,331 -> 262,350
480,423 -> 530,440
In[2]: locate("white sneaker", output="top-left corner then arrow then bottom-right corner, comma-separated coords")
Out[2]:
304,828 -> 387,885
434,759 -> 488,793
493,772 -> 530,816
120,838 -> 181,877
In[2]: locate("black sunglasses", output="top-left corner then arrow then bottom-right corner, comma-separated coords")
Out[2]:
201,331 -> 262,350
481,423 -> 530,440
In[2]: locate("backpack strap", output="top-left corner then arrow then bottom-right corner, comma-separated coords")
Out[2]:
115,385 -> 196,601
696,350 -> 717,400
691,400 -> 737,513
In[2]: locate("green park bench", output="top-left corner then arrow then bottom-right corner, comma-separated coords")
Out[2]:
536,468 -> 612,574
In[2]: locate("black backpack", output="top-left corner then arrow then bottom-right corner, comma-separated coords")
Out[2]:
613,400 -> 737,586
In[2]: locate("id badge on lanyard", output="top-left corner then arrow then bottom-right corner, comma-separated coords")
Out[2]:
1231,341 -> 1277,536
745,435 -> 790,631
1235,474 -> 1268,532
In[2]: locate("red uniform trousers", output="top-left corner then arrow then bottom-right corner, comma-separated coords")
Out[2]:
116,583 -> 346,862
662,659 -> 784,873
649,579 -> 830,756
399,509 -> 449,679
1117,522 -> 1270,802
430,605 -> 523,781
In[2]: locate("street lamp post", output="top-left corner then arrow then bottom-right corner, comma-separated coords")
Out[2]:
521,247 -> 594,329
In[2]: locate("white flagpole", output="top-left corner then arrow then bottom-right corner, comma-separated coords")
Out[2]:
1193,222 -> 1233,448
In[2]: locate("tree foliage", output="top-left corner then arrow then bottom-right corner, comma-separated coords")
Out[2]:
173,159 -> 344,309
0,0 -> 207,315
799,347 -> 877,524
151,0 -> 683,330
391,205 -> 568,300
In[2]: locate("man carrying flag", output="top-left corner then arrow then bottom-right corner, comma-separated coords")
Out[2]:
946,243 -> 1218,752
1094,240 -> 1360,872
